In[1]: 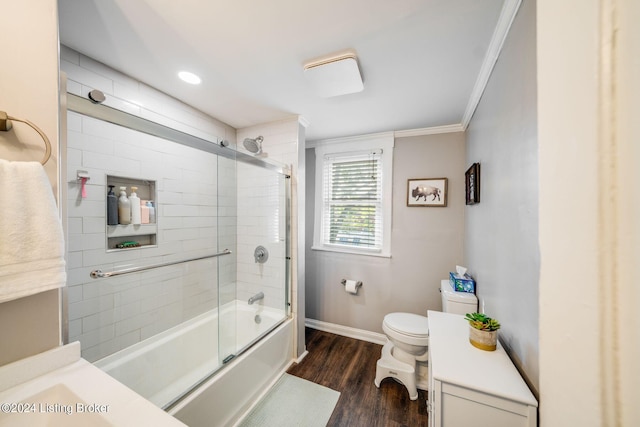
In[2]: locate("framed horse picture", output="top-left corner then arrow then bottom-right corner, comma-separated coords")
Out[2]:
407,178 -> 448,207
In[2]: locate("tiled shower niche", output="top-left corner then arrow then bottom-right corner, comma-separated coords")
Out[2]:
106,175 -> 157,251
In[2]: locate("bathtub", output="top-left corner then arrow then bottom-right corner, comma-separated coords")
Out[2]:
94,300 -> 293,423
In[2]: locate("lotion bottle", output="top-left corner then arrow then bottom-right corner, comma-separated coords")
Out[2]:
107,185 -> 118,225
140,200 -> 150,224
118,186 -> 131,225
130,186 -> 141,225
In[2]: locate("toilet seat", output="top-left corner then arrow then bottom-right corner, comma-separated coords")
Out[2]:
383,313 -> 429,336
382,313 -> 429,346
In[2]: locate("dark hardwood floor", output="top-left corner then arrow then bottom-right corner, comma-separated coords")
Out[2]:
287,328 -> 429,427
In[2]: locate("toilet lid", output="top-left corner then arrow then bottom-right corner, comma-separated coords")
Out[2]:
384,313 -> 429,338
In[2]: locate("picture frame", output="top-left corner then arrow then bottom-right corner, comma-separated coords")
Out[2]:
407,178 -> 448,207
465,163 -> 480,205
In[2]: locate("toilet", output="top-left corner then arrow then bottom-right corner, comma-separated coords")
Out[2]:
374,280 -> 478,400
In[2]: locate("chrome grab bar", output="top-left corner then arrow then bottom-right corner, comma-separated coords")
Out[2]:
90,249 -> 232,279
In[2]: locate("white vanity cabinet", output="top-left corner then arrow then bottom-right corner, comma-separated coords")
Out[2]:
427,311 -> 537,427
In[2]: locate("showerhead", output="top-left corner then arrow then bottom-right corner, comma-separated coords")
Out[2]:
243,136 -> 263,154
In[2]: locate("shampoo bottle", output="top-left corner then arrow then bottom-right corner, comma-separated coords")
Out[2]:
118,186 -> 131,225
107,185 -> 118,225
147,201 -> 156,224
140,200 -> 150,224
130,186 -> 141,225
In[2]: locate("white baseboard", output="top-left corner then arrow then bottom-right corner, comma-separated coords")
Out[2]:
295,350 -> 309,364
305,318 -> 387,345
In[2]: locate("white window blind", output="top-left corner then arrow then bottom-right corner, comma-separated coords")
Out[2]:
312,133 -> 393,258
322,151 -> 383,250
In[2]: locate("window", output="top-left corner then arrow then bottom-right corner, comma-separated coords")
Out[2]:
312,133 -> 393,257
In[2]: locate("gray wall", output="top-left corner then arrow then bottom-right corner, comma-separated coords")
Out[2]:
464,0 -> 539,392
305,132 -> 465,333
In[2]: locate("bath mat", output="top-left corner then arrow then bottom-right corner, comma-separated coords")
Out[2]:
239,373 -> 340,427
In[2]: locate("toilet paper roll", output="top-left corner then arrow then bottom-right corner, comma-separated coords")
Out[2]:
345,280 -> 359,294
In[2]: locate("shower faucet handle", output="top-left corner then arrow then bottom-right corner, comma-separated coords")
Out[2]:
254,245 -> 269,263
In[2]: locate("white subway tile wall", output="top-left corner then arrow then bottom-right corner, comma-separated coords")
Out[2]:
236,120 -> 301,321
236,163 -> 287,309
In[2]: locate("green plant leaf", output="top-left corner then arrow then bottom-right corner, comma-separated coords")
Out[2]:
465,312 -> 500,330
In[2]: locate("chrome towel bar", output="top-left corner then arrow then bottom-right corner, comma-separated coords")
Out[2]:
90,249 -> 232,279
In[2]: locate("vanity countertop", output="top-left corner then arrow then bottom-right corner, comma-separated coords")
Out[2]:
0,342 -> 186,426
427,310 -> 537,407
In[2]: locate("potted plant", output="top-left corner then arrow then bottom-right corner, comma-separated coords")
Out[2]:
465,312 -> 500,351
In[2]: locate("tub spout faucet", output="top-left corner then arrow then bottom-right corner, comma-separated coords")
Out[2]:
248,292 -> 264,305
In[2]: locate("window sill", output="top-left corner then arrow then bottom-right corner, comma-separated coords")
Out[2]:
311,245 -> 391,258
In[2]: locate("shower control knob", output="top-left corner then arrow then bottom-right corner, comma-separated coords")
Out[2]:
254,245 -> 269,264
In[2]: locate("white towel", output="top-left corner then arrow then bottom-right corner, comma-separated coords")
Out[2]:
0,159 -> 66,303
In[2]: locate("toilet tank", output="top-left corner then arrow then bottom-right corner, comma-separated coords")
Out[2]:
440,280 -> 478,315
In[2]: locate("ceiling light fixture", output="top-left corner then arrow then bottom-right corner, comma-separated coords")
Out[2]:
303,52 -> 364,98
178,71 -> 202,85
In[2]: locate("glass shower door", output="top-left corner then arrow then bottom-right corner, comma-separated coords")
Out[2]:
64,97 -> 227,409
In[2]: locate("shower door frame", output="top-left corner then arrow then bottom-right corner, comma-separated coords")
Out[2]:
61,92 -> 293,347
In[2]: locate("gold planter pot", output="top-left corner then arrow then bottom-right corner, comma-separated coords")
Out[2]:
468,326 -> 497,351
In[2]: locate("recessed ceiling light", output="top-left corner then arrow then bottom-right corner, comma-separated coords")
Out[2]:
178,71 -> 201,85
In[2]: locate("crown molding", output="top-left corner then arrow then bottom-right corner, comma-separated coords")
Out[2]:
307,131 -> 394,148
461,0 -> 522,130
394,123 -> 465,138
298,115 -> 310,128
307,123 -> 466,148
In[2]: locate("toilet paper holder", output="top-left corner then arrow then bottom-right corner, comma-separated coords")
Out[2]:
341,279 -> 362,291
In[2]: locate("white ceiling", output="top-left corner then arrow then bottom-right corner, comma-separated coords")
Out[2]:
58,0 -> 509,141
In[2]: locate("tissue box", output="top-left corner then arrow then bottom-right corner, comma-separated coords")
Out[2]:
449,272 -> 476,293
